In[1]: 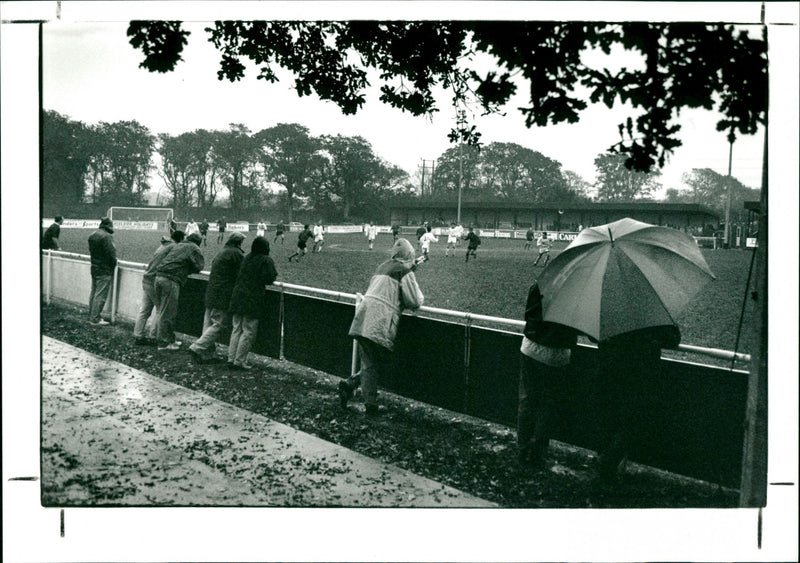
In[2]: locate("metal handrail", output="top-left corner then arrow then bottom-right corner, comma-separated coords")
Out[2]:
43,251 -> 750,364
272,282 -> 749,363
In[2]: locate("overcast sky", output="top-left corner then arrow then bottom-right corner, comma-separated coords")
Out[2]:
40,5 -> 769,195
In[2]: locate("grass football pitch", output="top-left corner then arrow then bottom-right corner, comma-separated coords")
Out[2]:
51,228 -> 758,355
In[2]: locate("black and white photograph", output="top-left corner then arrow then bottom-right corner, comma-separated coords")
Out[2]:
2,1 -> 798,561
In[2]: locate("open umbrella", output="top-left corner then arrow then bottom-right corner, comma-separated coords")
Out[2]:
536,218 -> 715,342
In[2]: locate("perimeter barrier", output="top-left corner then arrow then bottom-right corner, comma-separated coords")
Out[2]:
42,250 -> 750,488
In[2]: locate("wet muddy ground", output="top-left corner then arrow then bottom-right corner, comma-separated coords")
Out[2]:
41,301 -> 739,508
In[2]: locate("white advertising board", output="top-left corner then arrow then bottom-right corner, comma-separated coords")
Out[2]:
42,219 -> 159,230
326,225 -> 364,234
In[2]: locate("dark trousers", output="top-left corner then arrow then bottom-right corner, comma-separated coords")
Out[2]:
344,338 -> 391,407
595,340 -> 662,478
517,353 -> 567,464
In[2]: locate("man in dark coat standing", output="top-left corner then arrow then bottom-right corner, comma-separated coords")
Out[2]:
43,215 -> 63,250
87,217 -> 118,325
189,231 -> 246,364
153,233 -> 205,350
227,236 -> 278,370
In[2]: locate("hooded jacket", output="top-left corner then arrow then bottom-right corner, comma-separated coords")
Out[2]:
155,237 -> 205,286
88,221 -> 117,276
348,238 -> 424,351
229,236 -> 278,318
204,235 -> 245,310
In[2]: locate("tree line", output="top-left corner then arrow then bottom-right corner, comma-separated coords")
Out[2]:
44,109 -> 755,223
44,112 -> 411,222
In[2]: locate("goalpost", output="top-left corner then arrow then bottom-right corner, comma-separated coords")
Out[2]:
107,207 -> 174,230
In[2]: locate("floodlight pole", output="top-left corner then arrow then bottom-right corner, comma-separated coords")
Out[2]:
457,142 -> 463,225
723,135 -> 734,248
457,109 -> 465,225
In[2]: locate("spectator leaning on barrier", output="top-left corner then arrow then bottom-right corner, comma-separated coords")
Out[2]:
42,215 -> 64,250
87,217 -> 118,325
227,236 -> 278,370
594,325 -> 680,484
338,238 -> 425,416
188,231 -> 246,364
133,230 -> 185,345
517,282 -> 578,472
153,233 -> 205,351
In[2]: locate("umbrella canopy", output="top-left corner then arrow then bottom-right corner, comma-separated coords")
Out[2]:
536,218 -> 715,342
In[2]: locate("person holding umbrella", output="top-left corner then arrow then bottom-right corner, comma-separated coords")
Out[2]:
517,282 -> 578,471
594,325 -> 680,483
536,218 -> 715,483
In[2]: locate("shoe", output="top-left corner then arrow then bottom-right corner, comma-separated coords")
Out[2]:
158,342 -> 181,351
134,337 -> 156,346
90,319 -> 111,326
189,349 -> 219,364
337,381 -> 353,409
229,363 -> 252,371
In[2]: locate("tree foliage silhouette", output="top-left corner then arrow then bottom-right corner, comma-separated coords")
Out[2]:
128,20 -> 766,174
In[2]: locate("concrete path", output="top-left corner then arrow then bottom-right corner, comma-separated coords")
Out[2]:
41,337 -> 495,507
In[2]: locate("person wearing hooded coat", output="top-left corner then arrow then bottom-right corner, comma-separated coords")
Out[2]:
227,236 -> 278,370
87,217 -> 118,325
189,231 -> 246,363
338,238 -> 425,415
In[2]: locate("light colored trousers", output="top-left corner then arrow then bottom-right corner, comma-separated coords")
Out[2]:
228,315 -> 259,366
154,276 -> 180,345
88,274 -> 112,322
190,308 -> 232,360
133,279 -> 157,339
